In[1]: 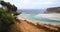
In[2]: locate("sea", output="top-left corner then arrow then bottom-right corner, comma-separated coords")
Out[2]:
18,13 -> 60,25
17,9 -> 60,25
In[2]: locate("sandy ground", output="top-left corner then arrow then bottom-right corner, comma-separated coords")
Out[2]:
15,20 -> 46,32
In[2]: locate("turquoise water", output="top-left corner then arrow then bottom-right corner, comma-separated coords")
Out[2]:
18,13 -> 60,25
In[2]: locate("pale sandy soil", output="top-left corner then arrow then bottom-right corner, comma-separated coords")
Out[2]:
15,20 -> 46,32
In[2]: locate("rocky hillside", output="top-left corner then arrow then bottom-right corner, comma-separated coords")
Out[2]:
45,7 -> 60,13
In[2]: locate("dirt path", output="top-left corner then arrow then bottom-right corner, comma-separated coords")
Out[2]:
15,20 -> 46,32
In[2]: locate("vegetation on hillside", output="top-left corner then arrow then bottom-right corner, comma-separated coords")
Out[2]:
0,8 -> 15,32
0,1 -> 20,32
0,1 -> 20,16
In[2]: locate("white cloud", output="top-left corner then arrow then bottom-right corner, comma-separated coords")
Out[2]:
22,0 -> 30,4
4,0 -> 60,9
43,2 -> 53,4
20,0 -> 53,9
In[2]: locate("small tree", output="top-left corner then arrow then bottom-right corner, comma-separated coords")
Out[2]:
0,1 -> 20,16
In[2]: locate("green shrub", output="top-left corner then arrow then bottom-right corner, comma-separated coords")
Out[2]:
0,8 -> 15,32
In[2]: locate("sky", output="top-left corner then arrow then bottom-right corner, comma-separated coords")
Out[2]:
4,0 -> 60,9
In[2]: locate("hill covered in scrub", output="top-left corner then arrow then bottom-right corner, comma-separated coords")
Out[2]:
45,7 -> 60,13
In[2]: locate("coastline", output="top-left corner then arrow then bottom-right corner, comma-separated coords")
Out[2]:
17,16 -> 37,25
17,15 -> 60,25
14,16 -> 60,32
17,13 -> 60,25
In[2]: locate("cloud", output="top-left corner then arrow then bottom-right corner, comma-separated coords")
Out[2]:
4,0 -> 60,9
20,0 -> 54,9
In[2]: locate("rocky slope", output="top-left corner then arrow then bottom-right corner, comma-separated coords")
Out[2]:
45,7 -> 60,13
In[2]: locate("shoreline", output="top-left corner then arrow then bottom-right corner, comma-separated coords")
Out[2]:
17,16 -> 37,25
16,16 -> 58,26
15,16 -> 60,32
17,16 -> 60,25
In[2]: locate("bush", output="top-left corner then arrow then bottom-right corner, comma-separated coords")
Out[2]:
0,8 -> 15,32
